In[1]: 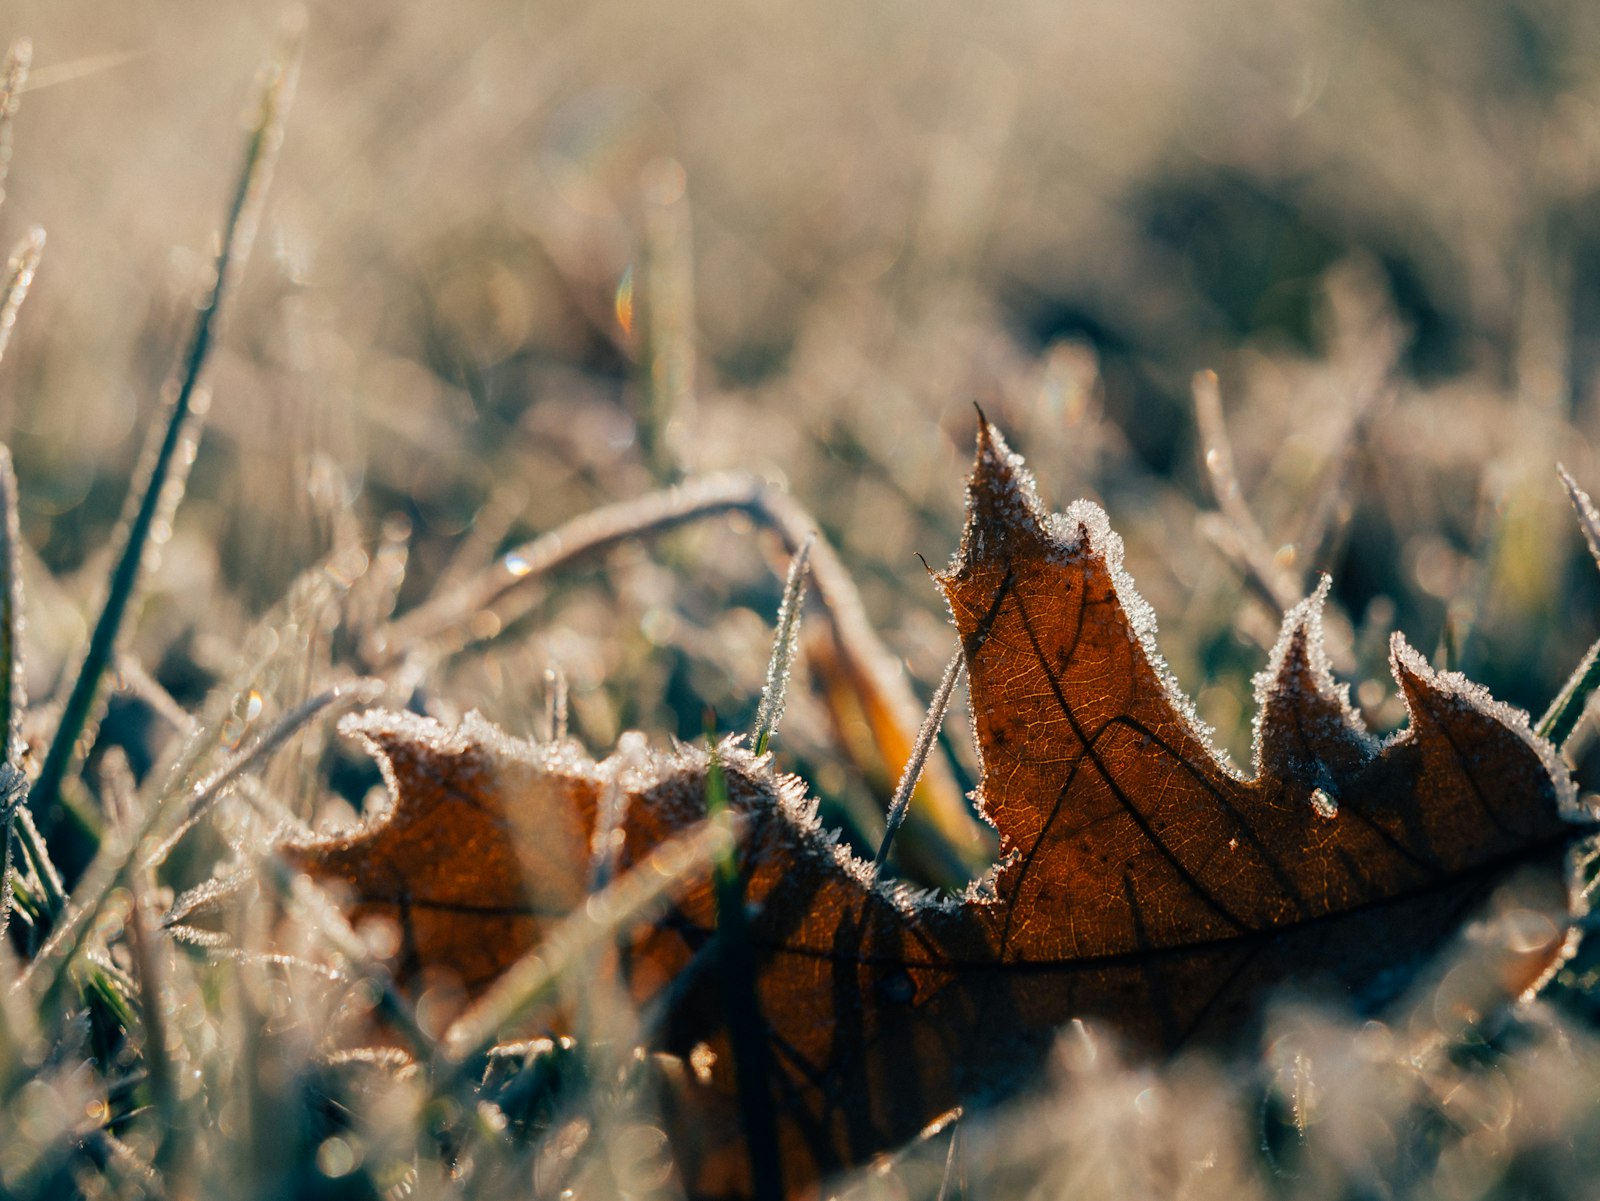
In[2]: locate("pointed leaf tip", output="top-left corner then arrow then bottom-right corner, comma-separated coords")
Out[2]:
1261,576 -> 1334,693
954,418 -> 1048,571
1255,576 -> 1374,783
1387,630 -> 1432,705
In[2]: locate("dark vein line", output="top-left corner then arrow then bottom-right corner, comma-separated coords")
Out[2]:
1086,711 -> 1315,915
1284,682 -> 1438,872
1427,708 -> 1522,841
364,896 -> 569,919
755,831 -> 1578,976
1006,586 -> 1263,932
1123,871 -> 1179,1048
1167,939 -> 1268,1049
960,566 -> 1014,661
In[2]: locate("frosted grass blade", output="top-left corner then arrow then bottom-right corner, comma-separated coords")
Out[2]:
752,535 -> 813,756
29,33 -> 300,880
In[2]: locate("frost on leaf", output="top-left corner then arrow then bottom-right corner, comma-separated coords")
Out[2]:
940,420 -> 1585,1042
286,421 -> 1592,1201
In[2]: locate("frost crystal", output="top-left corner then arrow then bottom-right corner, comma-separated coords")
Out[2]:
1310,787 -> 1338,819
752,536 -> 813,756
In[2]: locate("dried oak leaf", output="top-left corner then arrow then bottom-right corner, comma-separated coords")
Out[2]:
284,421 -> 1593,1201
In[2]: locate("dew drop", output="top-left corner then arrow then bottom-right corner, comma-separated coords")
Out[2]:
689,1041 -> 717,1083
1310,787 -> 1338,819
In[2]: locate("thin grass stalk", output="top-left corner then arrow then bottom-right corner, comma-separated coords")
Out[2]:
29,33 -> 300,877
0,56 -> 33,952
1196,512 -> 1293,622
704,748 -> 783,1201
0,766 -> 23,948
752,536 -> 813,756
441,805 -> 737,1073
372,471 -> 985,876
1532,466 -> 1600,750
373,473 -> 778,660
0,228 -> 43,369
434,481 -> 526,592
147,546 -> 367,829
0,448 -> 24,942
1192,369 -> 1297,611
1559,464 -> 1600,575
587,736 -> 645,894
248,854 -> 437,1063
1296,383 -> 1394,576
82,1128 -> 163,1198
19,812 -> 137,1021
12,805 -> 64,918
935,1124 -> 963,1201
13,48 -> 147,97
641,157 -> 695,482
21,680 -> 364,1017
544,664 -> 569,742
0,38 -> 30,205
1537,636 -> 1600,751
343,512 -> 411,644
101,752 -> 181,1180
143,680 -> 379,871
0,452 -> 22,761
114,654 -> 197,736
873,649 -> 964,879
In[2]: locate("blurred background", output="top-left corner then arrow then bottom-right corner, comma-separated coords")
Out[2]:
5,0 -> 1600,836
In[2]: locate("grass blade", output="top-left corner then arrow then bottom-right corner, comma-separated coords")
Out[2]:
0,227 -> 43,369
0,447 -> 25,942
704,747 -> 782,1201
374,472 -> 986,880
21,679 -> 365,1019
639,158 -> 695,483
752,535 -> 813,756
872,648 -> 964,880
29,32 -> 300,881
1192,369 -> 1297,612
101,751 -> 182,1179
441,801 -> 736,1069
0,38 -> 30,210
1537,466 -> 1600,751
0,448 -> 26,766
0,45 -> 36,941
1558,463 -> 1600,575
1537,635 -> 1600,752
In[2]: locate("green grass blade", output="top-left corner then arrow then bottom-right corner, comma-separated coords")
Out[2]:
1559,464 -> 1600,576
1537,635 -> 1600,752
1539,465 -> 1600,752
12,803 -> 64,920
29,35 -> 300,882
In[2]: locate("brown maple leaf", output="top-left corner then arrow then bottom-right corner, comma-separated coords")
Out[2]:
281,420 -> 1591,1201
